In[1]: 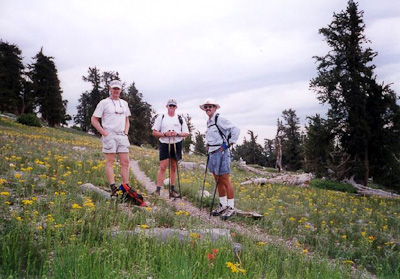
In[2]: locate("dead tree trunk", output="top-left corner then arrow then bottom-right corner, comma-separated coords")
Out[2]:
275,123 -> 283,172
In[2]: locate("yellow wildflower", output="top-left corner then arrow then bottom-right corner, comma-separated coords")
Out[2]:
22,199 -> 33,205
72,203 -> 82,209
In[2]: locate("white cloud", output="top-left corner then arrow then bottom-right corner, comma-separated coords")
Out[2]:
1,0 -> 399,144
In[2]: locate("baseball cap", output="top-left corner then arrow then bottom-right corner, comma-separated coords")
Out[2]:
110,80 -> 122,89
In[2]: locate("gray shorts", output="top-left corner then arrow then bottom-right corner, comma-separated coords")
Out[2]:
102,134 -> 130,153
207,149 -> 230,175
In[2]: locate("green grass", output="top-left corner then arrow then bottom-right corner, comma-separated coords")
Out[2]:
309,178 -> 358,193
134,145 -> 400,278
0,116 -> 396,278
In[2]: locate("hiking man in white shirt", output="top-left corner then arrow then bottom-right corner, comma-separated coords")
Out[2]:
91,80 -> 132,195
152,99 -> 190,197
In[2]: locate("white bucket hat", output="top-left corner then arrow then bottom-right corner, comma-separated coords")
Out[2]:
200,98 -> 220,111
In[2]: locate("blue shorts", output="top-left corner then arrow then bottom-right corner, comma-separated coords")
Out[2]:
207,149 -> 230,175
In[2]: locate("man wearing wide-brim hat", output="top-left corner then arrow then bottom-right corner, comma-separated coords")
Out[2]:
200,98 -> 240,220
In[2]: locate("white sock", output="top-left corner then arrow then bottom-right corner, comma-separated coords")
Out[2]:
227,199 -> 235,208
219,196 -> 227,206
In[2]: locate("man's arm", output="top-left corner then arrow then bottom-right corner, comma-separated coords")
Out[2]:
124,117 -> 130,135
220,116 -> 240,145
91,116 -> 108,136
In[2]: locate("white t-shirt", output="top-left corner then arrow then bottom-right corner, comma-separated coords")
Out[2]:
152,114 -> 189,143
92,97 -> 131,133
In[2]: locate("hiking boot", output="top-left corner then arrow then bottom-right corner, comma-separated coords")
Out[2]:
169,189 -> 181,198
110,184 -> 118,197
211,204 -> 228,216
220,206 -> 236,220
152,188 -> 161,196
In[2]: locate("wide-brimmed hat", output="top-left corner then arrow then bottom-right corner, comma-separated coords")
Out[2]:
200,98 -> 220,111
167,99 -> 177,106
110,80 -> 122,89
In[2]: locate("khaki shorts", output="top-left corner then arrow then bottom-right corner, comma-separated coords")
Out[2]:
102,134 -> 130,153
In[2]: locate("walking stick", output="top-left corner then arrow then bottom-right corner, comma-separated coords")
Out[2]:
200,153 -> 210,210
210,149 -> 224,216
168,136 -> 171,197
173,138 -> 182,198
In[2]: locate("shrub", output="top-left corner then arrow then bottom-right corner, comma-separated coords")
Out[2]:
309,178 -> 357,193
17,113 -> 42,127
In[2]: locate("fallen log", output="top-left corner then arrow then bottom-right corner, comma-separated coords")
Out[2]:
240,173 -> 312,187
343,177 -> 400,199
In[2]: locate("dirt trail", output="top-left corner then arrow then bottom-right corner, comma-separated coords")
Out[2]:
130,160 -> 288,246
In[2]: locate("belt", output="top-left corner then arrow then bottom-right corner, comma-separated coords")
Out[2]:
107,131 -> 125,135
210,147 -> 223,154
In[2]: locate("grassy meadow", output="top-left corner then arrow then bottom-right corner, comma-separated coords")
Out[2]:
0,116 -> 399,278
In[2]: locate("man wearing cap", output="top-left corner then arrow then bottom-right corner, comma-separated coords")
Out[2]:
200,98 -> 240,220
91,80 -> 132,195
152,99 -> 190,197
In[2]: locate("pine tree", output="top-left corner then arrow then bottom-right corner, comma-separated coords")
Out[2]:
281,109 -> 302,171
194,131 -> 206,155
0,41 -> 25,115
303,114 -> 335,177
310,0 -> 400,188
29,48 -> 67,126
74,92 -> 91,132
75,67 -> 119,133
233,130 -> 265,166
182,114 -> 194,153
30,50 -> 66,125
263,138 -> 275,168
125,82 -> 155,146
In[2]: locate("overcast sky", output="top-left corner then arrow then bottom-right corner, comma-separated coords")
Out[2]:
1,0 -> 399,144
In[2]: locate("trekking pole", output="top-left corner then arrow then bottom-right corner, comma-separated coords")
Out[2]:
168,135 -> 171,197
200,153 -> 210,210
210,149 -> 224,216
173,137 -> 182,198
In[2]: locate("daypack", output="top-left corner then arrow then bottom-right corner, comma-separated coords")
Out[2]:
159,114 -> 184,133
119,183 -> 146,207
207,113 -> 231,146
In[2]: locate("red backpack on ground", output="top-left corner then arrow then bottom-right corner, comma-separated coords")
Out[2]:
119,184 -> 146,207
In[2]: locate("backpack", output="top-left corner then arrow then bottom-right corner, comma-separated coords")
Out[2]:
159,114 -> 184,132
208,113 -> 231,145
119,183 -> 146,207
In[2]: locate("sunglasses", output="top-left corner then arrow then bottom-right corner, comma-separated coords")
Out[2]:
168,104 -> 177,108
112,99 -> 124,114
204,105 -> 215,109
